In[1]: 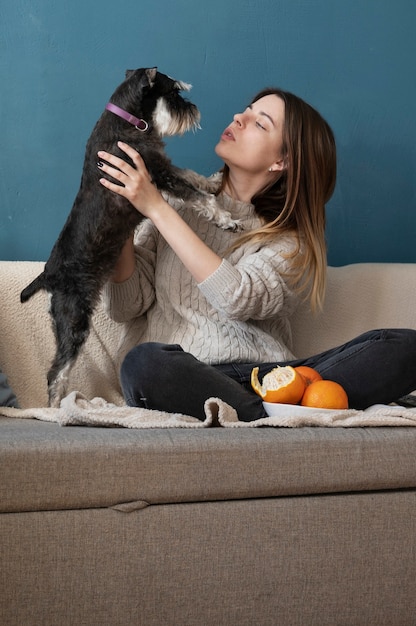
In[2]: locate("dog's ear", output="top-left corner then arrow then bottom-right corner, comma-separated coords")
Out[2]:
125,70 -> 136,79
145,67 -> 157,87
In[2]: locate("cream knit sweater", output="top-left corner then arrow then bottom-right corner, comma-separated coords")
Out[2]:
102,191 -> 300,365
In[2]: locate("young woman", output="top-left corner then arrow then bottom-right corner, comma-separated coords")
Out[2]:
97,88 -> 416,421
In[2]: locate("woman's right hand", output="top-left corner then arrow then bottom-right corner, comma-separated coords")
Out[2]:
97,141 -> 167,220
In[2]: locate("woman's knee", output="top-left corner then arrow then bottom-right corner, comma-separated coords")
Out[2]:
120,343 -> 175,406
398,328 -> 416,349
120,342 -> 184,391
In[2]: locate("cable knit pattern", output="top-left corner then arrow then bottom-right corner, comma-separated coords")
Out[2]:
102,191 -> 300,364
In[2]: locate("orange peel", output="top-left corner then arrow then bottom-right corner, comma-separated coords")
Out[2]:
251,365 -> 306,404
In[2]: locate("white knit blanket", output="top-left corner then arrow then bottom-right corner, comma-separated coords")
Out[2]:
1,391 -> 416,428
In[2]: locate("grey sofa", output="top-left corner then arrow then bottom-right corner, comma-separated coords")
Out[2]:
1,261 -> 416,626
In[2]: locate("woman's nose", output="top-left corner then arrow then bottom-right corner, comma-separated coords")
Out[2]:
233,112 -> 244,127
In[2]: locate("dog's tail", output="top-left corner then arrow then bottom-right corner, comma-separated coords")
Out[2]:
20,273 -> 47,303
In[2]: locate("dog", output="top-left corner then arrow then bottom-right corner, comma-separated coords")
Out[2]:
20,67 -> 238,407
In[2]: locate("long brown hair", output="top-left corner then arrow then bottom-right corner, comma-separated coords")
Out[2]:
221,88 -> 336,311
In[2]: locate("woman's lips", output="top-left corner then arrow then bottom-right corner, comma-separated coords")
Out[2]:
221,127 -> 235,141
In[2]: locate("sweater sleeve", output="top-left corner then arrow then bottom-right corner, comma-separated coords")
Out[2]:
101,220 -> 158,323
197,238 -> 300,321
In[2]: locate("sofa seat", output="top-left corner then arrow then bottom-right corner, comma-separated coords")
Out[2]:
1,416 -> 416,515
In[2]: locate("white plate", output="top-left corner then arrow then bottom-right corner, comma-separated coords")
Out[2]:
262,401 -> 341,417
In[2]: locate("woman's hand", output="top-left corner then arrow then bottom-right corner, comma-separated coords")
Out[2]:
97,141 -> 166,219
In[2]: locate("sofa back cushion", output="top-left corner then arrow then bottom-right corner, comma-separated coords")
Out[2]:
292,263 -> 416,357
1,261 -> 415,408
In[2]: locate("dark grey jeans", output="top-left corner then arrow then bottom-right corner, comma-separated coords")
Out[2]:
120,329 -> 416,421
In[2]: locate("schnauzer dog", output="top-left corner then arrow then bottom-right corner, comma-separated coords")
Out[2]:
20,67 -> 238,407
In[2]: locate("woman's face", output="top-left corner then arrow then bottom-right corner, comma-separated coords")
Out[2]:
215,94 -> 286,175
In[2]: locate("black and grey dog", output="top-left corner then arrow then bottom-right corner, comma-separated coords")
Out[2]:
20,67 -> 237,407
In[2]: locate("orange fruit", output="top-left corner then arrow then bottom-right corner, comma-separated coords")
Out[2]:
294,365 -> 322,387
251,366 -> 306,404
301,379 -> 349,410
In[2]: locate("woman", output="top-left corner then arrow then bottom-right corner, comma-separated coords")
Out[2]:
97,88 -> 416,421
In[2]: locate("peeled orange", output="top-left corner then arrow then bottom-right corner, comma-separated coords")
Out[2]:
294,365 -> 322,387
251,366 -> 306,404
301,379 -> 349,410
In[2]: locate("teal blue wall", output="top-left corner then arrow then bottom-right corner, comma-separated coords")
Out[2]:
1,0 -> 415,265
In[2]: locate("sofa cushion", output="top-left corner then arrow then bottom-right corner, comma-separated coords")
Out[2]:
1,417 -> 416,513
292,263 -> 416,357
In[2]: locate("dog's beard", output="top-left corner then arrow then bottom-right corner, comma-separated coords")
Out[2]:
153,96 -> 201,136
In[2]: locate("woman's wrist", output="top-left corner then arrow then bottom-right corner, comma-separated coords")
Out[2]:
147,201 -> 222,283
145,196 -> 176,226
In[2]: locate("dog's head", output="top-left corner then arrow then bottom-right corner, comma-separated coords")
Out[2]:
111,67 -> 201,137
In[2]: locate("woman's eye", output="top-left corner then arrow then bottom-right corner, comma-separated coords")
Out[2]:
256,121 -> 267,130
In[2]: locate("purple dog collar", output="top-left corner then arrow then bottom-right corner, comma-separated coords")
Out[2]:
105,102 -> 149,131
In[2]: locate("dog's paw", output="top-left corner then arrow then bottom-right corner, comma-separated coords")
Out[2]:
212,207 -> 243,232
180,169 -> 222,194
197,195 -> 243,231
217,215 -> 243,232
161,190 -> 185,209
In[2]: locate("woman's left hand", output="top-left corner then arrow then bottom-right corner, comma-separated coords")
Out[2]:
97,141 -> 165,219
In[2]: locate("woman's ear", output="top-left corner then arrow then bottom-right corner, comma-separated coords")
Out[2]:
269,156 -> 287,172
